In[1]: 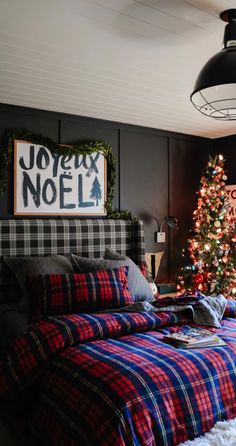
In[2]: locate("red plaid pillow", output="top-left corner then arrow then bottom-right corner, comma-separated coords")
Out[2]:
28,267 -> 133,317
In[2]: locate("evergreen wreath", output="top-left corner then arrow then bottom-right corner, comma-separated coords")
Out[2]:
0,128 -> 135,220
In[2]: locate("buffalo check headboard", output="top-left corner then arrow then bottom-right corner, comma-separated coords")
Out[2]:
0,219 -> 145,302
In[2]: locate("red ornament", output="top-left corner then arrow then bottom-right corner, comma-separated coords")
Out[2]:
194,273 -> 204,286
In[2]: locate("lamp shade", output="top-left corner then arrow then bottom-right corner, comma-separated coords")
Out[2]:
191,9 -> 236,120
160,216 -> 178,231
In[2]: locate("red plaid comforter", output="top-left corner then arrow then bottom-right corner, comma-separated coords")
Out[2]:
0,302 -> 236,445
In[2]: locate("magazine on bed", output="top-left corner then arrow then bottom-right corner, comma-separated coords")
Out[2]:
163,328 -> 226,349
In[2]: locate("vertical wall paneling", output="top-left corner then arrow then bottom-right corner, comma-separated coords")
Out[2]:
0,105 -> 59,140
0,103 -> 214,280
213,136 -> 236,223
60,117 -> 119,209
0,105 -> 59,217
166,137 -> 172,282
117,128 -> 121,210
213,136 -> 236,185
58,119 -> 62,144
169,136 -> 213,280
119,128 -> 169,281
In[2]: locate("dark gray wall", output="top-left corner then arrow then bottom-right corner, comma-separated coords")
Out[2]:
169,137 -> 212,280
213,135 -> 236,185
213,135 -> 236,223
0,103 -> 213,281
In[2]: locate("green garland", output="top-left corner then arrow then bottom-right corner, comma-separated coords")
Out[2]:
0,128 -> 135,220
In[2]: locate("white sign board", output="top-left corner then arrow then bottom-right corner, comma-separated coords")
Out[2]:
14,140 -> 107,216
226,184 -> 236,221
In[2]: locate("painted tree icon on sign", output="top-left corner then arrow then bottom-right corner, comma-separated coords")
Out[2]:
90,176 -> 102,206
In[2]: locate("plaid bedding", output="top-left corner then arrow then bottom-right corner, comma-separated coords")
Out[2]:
0,303 -> 236,446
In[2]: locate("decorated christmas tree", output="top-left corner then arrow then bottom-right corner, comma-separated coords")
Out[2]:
177,154 -> 236,297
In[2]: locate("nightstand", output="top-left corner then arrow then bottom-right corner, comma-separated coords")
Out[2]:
158,292 -> 177,299
156,283 -> 177,294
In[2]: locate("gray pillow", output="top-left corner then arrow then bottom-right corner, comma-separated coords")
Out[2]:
4,255 -> 74,312
71,250 -> 154,302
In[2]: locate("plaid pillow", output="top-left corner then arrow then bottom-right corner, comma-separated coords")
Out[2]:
4,255 -> 74,312
28,267 -> 133,317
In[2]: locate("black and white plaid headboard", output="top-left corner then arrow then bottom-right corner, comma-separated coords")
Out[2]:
0,219 -> 145,302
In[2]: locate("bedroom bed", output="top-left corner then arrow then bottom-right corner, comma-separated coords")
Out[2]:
0,218 -> 235,446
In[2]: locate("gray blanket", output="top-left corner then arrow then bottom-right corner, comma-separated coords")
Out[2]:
119,294 -> 227,328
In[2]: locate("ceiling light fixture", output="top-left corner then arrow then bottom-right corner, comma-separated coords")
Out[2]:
190,9 -> 236,120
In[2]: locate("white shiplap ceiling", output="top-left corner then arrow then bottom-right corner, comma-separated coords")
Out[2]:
1,0 -> 236,139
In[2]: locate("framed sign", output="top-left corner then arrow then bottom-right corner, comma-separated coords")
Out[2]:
14,140 -> 107,216
226,185 -> 236,221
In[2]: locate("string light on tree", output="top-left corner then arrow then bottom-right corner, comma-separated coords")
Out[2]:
177,154 -> 236,298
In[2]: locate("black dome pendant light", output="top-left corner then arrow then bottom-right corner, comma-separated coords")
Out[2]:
191,9 -> 236,120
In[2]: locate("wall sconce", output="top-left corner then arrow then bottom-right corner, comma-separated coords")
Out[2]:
139,213 -> 178,243
154,216 -> 178,243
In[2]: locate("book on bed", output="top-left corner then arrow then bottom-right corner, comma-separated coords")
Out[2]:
163,328 -> 226,349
